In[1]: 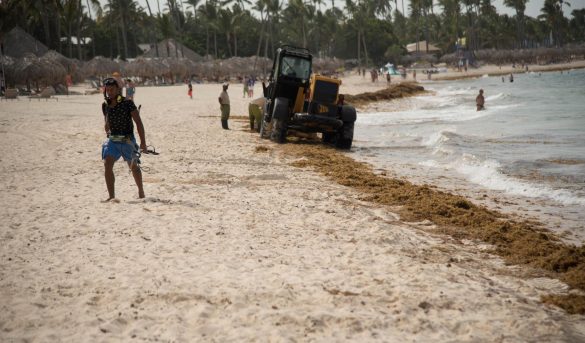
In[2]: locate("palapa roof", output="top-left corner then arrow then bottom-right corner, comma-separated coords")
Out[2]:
2,26 -> 49,58
141,39 -> 203,62
406,41 -> 441,54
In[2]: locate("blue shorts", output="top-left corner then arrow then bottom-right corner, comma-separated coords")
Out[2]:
102,137 -> 140,163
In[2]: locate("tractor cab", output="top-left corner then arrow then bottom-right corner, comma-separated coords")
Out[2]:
264,46 -> 312,115
260,45 -> 356,149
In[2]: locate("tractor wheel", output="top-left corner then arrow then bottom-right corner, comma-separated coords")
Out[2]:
322,132 -> 336,144
335,121 -> 354,149
271,117 -> 288,143
270,98 -> 289,143
260,118 -> 270,139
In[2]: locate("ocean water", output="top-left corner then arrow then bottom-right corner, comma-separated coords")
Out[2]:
353,69 -> 585,243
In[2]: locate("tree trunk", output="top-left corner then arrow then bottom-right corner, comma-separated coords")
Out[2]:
233,30 -> 238,57
57,16 -> 63,54
144,0 -> 160,57
226,32 -> 232,57
361,30 -> 369,67
425,8 -> 429,53
214,31 -> 217,58
253,13 -> 266,71
41,12 -> 51,49
206,25 -> 210,58
119,2 -> 129,59
76,0 -> 83,60
68,22 -> 73,58
357,30 -> 361,67
86,0 -> 97,58
115,25 -> 121,59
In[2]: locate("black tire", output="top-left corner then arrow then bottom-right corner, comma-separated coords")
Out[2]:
271,117 -> 288,143
335,121 -> 354,149
270,98 -> 289,143
260,117 -> 270,139
322,132 -> 336,144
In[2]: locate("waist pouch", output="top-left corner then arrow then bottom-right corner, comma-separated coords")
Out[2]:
109,135 -> 132,143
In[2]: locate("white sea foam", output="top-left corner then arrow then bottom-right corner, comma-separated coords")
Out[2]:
485,92 -> 505,101
452,155 -> 585,206
421,130 -> 449,147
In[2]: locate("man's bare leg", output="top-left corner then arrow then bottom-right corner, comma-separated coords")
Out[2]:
129,161 -> 145,198
104,157 -> 116,201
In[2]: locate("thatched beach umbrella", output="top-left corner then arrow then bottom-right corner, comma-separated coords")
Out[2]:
162,58 -> 187,81
82,56 -> 120,78
313,57 -> 344,75
9,53 -> 66,90
43,50 -> 75,73
125,58 -> 167,79
1,55 -> 16,87
183,58 -> 198,77
439,52 -> 458,65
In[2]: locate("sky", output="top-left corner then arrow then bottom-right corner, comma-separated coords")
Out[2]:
98,0 -> 585,19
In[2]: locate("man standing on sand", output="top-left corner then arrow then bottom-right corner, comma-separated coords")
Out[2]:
476,89 -> 485,111
101,77 -> 147,201
218,83 -> 230,130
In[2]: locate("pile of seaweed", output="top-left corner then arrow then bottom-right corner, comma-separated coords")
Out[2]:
342,82 -> 426,107
278,143 -> 585,314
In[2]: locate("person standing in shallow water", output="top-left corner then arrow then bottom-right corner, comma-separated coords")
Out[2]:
101,78 -> 147,201
476,89 -> 485,111
218,83 -> 230,130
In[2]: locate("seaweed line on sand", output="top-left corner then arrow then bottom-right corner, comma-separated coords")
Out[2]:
280,142 -> 585,314
342,82 -> 427,107
251,82 -> 584,314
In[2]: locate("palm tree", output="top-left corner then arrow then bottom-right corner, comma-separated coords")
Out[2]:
104,0 -> 143,59
144,0 -> 161,57
61,0 -> 80,58
439,0 -> 461,51
252,0 -> 268,71
539,0 -> 569,47
198,0 -> 219,58
184,0 -> 202,15
85,0 -> 102,58
222,0 -> 251,56
503,0 -> 528,48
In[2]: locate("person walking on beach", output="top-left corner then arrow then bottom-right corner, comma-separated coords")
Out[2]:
243,77 -> 249,98
101,77 -> 147,201
476,89 -> 485,111
218,83 -> 230,130
187,81 -> 193,99
125,79 -> 135,100
247,77 -> 254,98
509,73 -> 514,82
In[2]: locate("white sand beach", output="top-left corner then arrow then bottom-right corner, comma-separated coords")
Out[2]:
1,71 -> 584,341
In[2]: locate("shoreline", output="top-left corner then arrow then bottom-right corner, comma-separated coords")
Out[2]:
1,70 -> 584,341
429,59 -> 585,81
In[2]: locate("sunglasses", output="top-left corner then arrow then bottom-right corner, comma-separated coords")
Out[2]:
103,78 -> 119,87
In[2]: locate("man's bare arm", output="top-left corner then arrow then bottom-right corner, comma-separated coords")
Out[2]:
131,110 -> 146,151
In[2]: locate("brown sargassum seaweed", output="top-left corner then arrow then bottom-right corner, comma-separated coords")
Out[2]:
253,83 -> 584,314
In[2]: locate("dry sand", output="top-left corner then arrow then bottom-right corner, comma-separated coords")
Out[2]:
1,66 -> 585,341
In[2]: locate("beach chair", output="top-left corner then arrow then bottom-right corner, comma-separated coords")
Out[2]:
29,88 -> 58,101
1,88 -> 18,101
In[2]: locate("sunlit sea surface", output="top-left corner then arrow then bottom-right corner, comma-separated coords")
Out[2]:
353,68 -> 585,243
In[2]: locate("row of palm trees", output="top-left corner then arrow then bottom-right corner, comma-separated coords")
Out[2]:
1,0 -> 584,65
